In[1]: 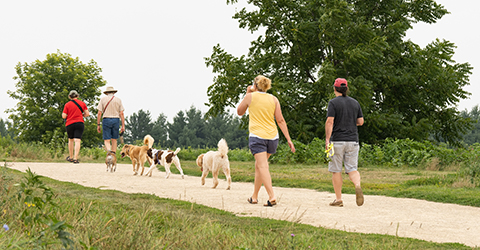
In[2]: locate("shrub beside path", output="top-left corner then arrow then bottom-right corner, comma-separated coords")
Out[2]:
8,162 -> 480,248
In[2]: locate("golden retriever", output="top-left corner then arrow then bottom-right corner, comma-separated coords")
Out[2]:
196,138 -> 231,190
120,135 -> 154,175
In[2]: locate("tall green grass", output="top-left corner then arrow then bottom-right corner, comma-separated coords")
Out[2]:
0,167 -> 474,249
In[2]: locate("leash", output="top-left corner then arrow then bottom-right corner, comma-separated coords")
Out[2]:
325,143 -> 334,158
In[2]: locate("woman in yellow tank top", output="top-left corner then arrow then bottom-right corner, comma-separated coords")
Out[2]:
237,75 -> 296,206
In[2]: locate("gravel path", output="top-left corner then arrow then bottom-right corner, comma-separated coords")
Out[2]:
7,162 -> 480,247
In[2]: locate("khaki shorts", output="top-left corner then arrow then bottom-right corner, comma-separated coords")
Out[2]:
328,141 -> 359,173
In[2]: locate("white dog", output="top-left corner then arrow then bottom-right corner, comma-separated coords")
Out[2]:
196,138 -> 231,190
146,147 -> 184,179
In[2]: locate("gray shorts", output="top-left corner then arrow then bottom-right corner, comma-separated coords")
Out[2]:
328,141 -> 359,173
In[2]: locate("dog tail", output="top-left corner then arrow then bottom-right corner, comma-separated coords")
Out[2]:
217,138 -> 228,158
173,147 -> 181,155
144,134 -> 154,148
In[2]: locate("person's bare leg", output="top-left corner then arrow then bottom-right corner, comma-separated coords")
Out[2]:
348,170 -> 364,206
104,140 -> 111,152
332,172 -> 343,201
348,170 -> 361,187
73,139 -> 81,160
251,154 -> 262,202
254,152 -> 275,202
111,139 -> 118,153
68,139 -> 74,159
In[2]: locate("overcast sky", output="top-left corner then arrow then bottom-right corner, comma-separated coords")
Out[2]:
1,0 -> 478,123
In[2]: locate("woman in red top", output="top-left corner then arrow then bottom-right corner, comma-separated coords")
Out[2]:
62,90 -> 90,164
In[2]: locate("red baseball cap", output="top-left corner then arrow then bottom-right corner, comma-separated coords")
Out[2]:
334,78 -> 348,87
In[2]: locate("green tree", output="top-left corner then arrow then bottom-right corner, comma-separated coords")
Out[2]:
461,105 -> 480,145
125,109 -> 154,144
0,118 -> 14,139
205,113 -> 248,149
205,0 -> 473,146
172,106 -> 207,148
165,106 -> 248,149
6,50 -> 106,147
167,110 -> 187,147
150,113 -> 169,148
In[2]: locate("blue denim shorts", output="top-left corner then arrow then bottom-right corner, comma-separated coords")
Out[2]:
102,118 -> 120,140
249,136 -> 279,155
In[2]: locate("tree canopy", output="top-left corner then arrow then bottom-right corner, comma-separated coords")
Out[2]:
205,0 -> 473,145
0,119 -> 14,139
461,105 -> 480,145
6,50 -> 106,147
125,106 -> 248,149
125,109 -> 155,144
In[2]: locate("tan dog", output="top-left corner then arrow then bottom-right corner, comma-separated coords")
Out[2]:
105,151 -> 117,172
120,135 -> 154,175
146,147 -> 184,178
196,138 -> 231,190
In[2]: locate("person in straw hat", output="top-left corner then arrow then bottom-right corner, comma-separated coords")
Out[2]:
62,90 -> 90,164
96,86 -> 125,153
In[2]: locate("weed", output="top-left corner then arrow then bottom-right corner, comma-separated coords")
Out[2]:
8,168 -> 74,249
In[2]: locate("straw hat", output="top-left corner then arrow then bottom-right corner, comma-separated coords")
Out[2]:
103,86 -> 117,94
68,90 -> 79,97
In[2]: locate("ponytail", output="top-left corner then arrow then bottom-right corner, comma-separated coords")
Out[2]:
335,86 -> 348,97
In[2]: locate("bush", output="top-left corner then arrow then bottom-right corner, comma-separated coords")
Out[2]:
359,138 -> 472,169
460,161 -> 480,187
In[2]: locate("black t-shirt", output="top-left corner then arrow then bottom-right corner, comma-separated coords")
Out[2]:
326,96 -> 363,142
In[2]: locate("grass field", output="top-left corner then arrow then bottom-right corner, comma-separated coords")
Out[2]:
1,158 -> 479,249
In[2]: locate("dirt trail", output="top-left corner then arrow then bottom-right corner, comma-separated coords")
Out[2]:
7,162 -> 480,247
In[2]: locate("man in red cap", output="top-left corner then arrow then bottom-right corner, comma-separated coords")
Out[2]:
325,78 -> 364,207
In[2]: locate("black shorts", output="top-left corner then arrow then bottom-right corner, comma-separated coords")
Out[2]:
66,122 -> 85,139
249,136 -> 279,155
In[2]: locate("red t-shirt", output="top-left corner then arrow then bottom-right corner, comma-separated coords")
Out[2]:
63,99 -> 88,126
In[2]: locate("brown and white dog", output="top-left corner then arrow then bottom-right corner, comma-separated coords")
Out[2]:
120,135 -> 154,175
105,151 -> 117,172
196,138 -> 231,190
146,147 -> 184,178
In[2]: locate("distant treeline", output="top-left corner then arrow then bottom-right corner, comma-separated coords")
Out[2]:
2,104 -> 480,150
124,106 -> 249,149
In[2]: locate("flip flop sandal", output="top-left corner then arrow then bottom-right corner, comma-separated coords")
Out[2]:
355,186 -> 364,206
66,156 -> 73,162
264,200 -> 277,207
72,159 -> 79,164
247,197 -> 258,204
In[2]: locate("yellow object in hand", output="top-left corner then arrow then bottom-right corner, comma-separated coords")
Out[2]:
325,143 -> 334,157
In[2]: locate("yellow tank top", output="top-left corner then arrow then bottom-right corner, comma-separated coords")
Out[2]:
249,92 -> 278,139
